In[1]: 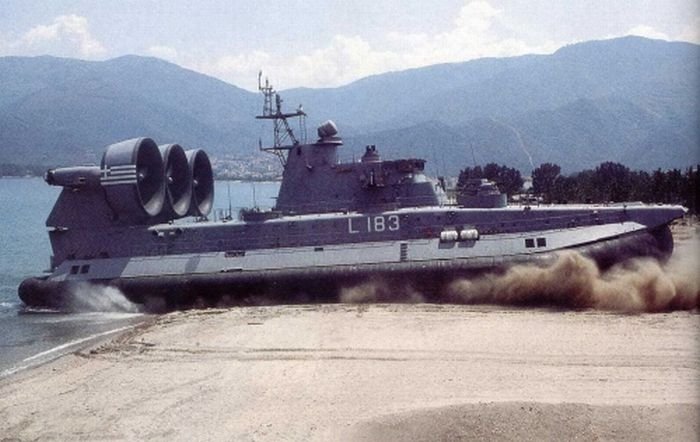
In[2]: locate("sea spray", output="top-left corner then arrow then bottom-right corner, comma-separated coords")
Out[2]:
68,283 -> 142,313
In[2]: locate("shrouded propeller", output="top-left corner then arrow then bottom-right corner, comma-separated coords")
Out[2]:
159,144 -> 192,218
185,149 -> 214,217
101,137 -> 165,218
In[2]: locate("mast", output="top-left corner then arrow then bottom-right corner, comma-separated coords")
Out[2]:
256,71 -> 307,166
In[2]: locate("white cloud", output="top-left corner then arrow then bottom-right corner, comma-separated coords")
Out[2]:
192,0 -> 560,90
212,50 -> 272,76
147,45 -> 179,61
605,21 -> 700,44
290,35 -> 401,87
454,0 -> 500,34
191,50 -> 272,87
1,14 -> 105,58
391,0 -> 557,66
24,23 -> 60,43
676,16 -> 700,43
624,25 -> 671,41
24,14 -> 105,57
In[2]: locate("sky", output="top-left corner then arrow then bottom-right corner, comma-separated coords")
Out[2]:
1,0 -> 698,90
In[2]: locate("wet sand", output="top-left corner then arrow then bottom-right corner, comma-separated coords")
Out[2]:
0,304 -> 697,440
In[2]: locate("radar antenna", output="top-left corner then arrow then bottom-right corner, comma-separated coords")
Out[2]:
256,71 -> 307,166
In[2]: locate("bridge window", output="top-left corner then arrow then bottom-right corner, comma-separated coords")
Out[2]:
537,238 -> 547,247
525,239 -> 535,248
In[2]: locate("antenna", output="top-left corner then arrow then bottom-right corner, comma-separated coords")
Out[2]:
470,142 -> 477,167
227,181 -> 232,220
255,71 -> 307,166
258,71 -> 274,119
252,182 -> 257,208
429,143 -> 440,178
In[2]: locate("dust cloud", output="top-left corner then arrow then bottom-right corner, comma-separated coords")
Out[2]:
342,235 -> 699,313
340,277 -> 425,304
68,283 -> 142,313
452,235 -> 700,312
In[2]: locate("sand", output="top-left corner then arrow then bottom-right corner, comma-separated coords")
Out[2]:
0,304 -> 697,441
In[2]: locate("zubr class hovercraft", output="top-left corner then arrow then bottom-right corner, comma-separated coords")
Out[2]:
19,77 -> 685,310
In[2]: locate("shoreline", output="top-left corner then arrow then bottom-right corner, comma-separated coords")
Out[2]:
0,313 -> 152,379
0,323 -> 138,379
1,304 -> 697,440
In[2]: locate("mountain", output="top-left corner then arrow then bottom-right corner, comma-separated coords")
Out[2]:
288,37 -> 699,174
0,55 -> 260,166
0,36 -> 698,174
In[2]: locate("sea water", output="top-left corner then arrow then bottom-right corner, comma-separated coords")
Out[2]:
0,177 -> 279,376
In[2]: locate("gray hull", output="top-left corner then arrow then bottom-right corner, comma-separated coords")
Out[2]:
18,225 -> 673,311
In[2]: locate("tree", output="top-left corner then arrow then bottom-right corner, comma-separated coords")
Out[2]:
594,162 -> 631,202
532,163 -> 561,202
494,165 -> 524,196
483,163 -> 501,182
457,160 -> 698,214
683,166 -> 699,213
628,170 -> 652,202
456,166 -> 483,190
666,169 -> 685,204
651,169 -> 667,203
458,163 -> 523,196
570,169 -> 597,203
550,175 -> 577,203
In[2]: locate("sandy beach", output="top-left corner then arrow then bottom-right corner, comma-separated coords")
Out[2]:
1,304 -> 697,441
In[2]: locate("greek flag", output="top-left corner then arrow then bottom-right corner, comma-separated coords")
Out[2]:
100,164 -> 138,186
